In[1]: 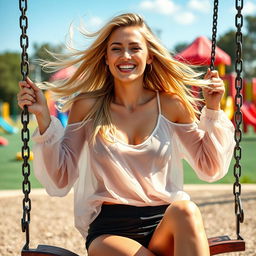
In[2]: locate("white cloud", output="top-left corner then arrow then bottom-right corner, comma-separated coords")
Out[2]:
188,0 -> 211,13
139,0 -> 197,25
140,0 -> 179,15
243,1 -> 256,15
140,1 -> 154,9
174,12 -> 196,25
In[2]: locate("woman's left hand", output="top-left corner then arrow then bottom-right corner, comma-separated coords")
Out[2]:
203,68 -> 225,110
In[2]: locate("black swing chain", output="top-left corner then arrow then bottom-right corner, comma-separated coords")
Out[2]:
210,0 -> 219,71
19,0 -> 31,250
202,0 -> 218,111
210,0 -> 244,240
234,0 -> 244,240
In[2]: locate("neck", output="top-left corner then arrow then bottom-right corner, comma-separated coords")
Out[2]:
113,79 -> 148,111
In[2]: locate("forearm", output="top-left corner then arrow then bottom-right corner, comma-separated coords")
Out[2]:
175,107 -> 235,182
32,116 -> 66,190
35,107 -> 51,135
32,116 -> 84,191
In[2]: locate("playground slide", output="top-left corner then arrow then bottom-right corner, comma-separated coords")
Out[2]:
0,117 -> 18,134
241,102 -> 256,132
57,112 -> 68,127
248,102 -> 256,116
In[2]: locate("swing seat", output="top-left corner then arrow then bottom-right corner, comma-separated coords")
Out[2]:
21,236 -> 245,256
208,236 -> 245,255
21,245 -> 79,256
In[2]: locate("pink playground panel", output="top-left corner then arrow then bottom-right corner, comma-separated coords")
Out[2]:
222,74 -> 256,133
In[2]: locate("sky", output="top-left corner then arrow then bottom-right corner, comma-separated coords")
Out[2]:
0,0 -> 256,55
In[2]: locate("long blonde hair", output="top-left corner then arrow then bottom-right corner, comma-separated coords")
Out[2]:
40,13 -> 208,142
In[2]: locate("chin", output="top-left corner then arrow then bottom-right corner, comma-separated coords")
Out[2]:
114,74 -> 143,84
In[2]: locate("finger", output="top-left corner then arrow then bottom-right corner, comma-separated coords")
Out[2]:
208,90 -> 224,95
211,77 -> 222,81
20,87 -> 36,97
204,68 -> 211,79
209,70 -> 220,79
206,86 -> 225,95
26,77 -> 39,92
210,78 -> 224,87
19,93 -> 36,103
207,83 -> 224,90
19,81 -> 29,89
18,99 -> 34,109
204,84 -> 224,92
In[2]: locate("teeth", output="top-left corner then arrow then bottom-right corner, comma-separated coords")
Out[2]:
118,65 -> 135,69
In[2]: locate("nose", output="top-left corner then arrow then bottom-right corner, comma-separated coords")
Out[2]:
122,50 -> 131,59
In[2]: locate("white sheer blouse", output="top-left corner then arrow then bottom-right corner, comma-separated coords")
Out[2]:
32,105 -> 235,241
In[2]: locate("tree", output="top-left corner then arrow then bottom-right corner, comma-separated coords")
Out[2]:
243,15 -> 256,78
0,52 -> 21,115
217,15 -> 256,78
0,52 -> 21,102
0,43 -> 64,115
217,30 -> 236,74
245,15 -> 256,37
30,43 -> 64,82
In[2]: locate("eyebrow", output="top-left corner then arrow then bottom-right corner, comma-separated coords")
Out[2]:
110,42 -> 141,46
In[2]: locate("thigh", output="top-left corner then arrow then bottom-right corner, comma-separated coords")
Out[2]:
147,205 -> 174,256
148,200 -> 206,256
88,234 -> 156,256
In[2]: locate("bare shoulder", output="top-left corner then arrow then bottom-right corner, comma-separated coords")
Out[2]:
68,96 -> 96,124
159,92 -> 194,124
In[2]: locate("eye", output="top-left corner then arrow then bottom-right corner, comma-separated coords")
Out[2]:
131,47 -> 141,51
111,48 -> 121,51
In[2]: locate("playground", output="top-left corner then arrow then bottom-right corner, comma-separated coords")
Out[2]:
0,0 -> 255,255
1,185 -> 256,256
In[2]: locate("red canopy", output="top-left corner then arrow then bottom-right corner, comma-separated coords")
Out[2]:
174,36 -> 231,66
49,66 -> 76,81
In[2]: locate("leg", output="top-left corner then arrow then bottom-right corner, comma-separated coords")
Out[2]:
88,234 -> 157,256
148,200 -> 210,256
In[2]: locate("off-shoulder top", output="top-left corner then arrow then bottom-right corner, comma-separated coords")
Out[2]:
32,91 -> 235,244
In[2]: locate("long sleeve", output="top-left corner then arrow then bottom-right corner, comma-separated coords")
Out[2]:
174,107 -> 235,182
32,116 -> 87,196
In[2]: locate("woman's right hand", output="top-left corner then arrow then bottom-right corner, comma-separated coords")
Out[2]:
18,77 -> 51,134
17,77 -> 48,116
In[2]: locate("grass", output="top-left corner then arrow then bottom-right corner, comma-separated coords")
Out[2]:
183,126 -> 256,184
0,124 -> 255,190
0,120 -> 41,190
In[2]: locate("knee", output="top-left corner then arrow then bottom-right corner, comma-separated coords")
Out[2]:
166,201 -> 203,231
170,200 -> 201,218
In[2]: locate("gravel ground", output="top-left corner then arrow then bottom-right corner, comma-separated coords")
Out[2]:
0,184 -> 255,256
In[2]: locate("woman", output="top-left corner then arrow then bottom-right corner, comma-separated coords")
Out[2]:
17,13 -> 235,256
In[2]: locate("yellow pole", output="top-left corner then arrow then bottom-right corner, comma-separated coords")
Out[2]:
2,102 -> 10,119
218,63 -> 226,76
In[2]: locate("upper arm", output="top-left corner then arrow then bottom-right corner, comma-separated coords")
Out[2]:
68,97 -> 96,124
160,92 -> 194,124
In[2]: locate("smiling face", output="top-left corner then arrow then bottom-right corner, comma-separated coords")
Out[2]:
106,26 -> 152,85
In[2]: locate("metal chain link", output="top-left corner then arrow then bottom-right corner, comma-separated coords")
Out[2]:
233,0 -> 244,240
210,0 -> 219,71
19,0 -> 31,250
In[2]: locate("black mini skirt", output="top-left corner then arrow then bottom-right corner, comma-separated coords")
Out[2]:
86,204 -> 169,250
